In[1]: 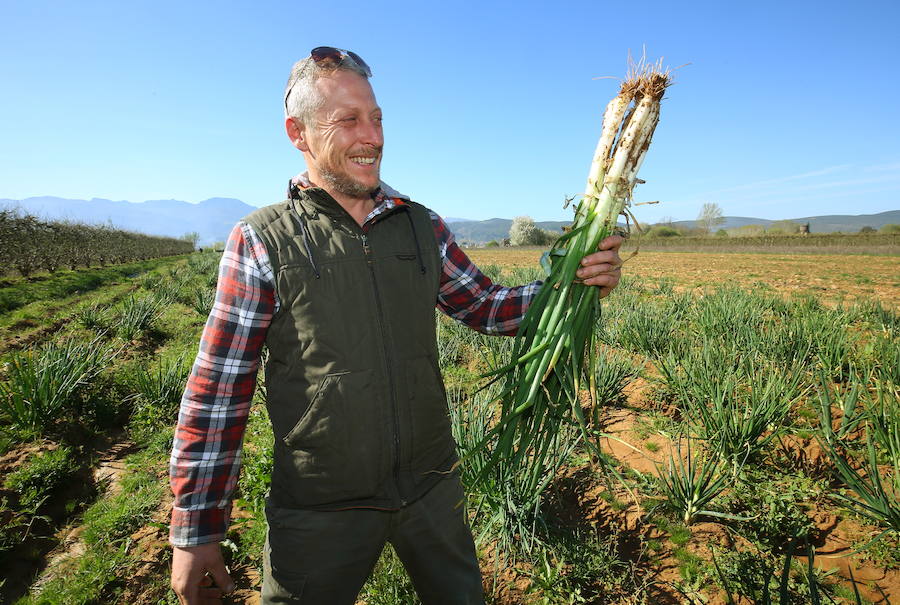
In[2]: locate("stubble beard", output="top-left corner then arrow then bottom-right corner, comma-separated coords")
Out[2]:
318,163 -> 380,199
319,168 -> 378,197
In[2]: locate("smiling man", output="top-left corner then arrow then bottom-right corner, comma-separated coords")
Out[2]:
169,47 -> 624,605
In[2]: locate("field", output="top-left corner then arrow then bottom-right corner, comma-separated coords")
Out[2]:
1,245 -> 898,604
467,248 -> 900,310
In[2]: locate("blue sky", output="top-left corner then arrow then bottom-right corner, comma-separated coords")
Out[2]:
2,0 -> 898,224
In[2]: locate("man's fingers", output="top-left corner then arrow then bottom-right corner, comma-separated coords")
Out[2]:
172,570 -> 201,604
576,263 -> 620,279
580,249 -> 623,269
171,544 -> 231,605
208,565 -> 235,596
598,234 -> 625,251
582,272 -> 619,287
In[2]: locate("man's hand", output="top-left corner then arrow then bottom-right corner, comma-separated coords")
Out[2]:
171,542 -> 234,605
576,234 -> 625,299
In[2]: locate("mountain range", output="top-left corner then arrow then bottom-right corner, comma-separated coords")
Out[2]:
1,196 -> 257,246
445,210 -> 900,244
2,196 -> 897,246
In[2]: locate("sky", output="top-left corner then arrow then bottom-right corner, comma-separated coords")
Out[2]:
1,0 -> 899,225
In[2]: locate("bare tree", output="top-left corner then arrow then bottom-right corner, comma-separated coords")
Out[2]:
181,231 -> 201,250
696,203 -> 725,234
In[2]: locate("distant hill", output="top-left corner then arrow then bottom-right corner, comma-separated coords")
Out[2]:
3,196 -> 896,246
0,196 -> 258,246
449,211 -> 900,244
670,210 -> 900,234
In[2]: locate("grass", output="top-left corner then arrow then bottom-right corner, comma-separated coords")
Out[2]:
4,445 -> 80,510
17,434 -> 170,605
0,256 -> 187,315
0,253 -> 214,604
4,250 -> 900,603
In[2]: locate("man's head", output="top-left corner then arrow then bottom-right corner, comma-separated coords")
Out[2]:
284,48 -> 383,200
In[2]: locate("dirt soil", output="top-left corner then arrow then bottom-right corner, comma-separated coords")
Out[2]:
466,248 -> 900,310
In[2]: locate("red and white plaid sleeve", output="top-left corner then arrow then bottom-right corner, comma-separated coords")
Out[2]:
169,222 -> 275,547
429,212 -> 540,335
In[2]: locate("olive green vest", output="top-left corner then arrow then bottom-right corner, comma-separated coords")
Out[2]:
244,188 -> 455,510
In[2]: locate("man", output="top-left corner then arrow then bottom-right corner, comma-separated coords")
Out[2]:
169,47 -> 624,604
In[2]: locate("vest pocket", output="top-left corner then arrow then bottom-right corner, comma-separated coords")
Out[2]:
282,371 -> 350,447
281,369 -> 385,500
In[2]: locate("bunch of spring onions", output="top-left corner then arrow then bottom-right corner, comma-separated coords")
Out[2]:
473,59 -> 672,492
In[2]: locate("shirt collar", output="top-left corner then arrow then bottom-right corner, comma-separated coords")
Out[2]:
288,172 -> 411,225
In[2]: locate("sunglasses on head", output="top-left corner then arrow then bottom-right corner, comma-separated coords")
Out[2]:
284,47 -> 372,113
310,46 -> 371,77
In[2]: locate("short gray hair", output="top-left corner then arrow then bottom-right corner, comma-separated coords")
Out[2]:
283,54 -> 371,125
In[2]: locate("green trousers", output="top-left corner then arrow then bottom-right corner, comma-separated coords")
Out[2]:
262,475 -> 485,604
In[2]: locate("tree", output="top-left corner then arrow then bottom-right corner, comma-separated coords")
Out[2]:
696,203 -> 724,234
181,231 -> 201,250
509,216 -> 544,246
768,220 -> 801,235
879,224 -> 900,234
646,225 -> 681,238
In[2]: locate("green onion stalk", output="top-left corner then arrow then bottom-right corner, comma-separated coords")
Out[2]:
471,62 -> 672,494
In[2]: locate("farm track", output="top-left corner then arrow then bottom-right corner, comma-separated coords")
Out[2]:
25,437 -> 138,595
0,256 -> 185,354
0,286 -> 135,354
0,253 -> 215,603
0,432 -> 137,603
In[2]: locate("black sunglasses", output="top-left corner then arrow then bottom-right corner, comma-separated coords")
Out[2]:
310,46 -> 371,77
284,47 -> 372,113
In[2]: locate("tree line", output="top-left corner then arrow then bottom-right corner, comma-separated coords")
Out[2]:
0,207 -> 195,277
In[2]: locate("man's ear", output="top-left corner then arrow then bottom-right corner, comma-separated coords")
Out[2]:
285,117 -> 310,152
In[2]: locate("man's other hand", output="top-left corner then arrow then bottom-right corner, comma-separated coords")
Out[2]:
171,542 -> 234,605
576,234 -> 625,299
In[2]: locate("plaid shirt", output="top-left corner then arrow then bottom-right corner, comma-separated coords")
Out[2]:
169,181 -> 540,547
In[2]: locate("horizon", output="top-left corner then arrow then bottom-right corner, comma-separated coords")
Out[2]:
4,194 -> 898,228
2,0 -> 898,225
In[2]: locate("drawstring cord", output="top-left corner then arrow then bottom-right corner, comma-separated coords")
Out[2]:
298,213 -> 321,279
288,187 -> 322,279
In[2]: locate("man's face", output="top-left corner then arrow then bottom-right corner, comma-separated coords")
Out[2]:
300,71 -> 384,198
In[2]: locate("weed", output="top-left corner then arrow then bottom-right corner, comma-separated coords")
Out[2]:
4,445 -> 80,510
81,470 -> 164,548
358,544 -> 420,605
522,549 -> 588,604
668,524 -> 692,547
723,472 -> 817,553
673,547 -> 702,583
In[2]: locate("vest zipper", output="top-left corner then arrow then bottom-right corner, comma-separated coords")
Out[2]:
360,233 -> 406,508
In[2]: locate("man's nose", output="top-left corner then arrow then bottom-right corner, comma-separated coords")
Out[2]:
360,118 -> 383,147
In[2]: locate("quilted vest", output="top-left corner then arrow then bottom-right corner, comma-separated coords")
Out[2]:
243,187 -> 456,510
